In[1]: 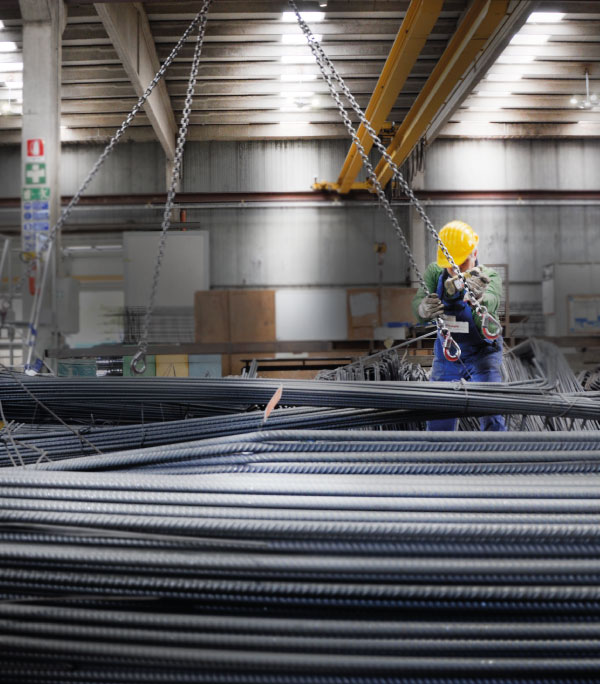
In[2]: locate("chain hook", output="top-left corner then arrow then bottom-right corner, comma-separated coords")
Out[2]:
441,327 -> 462,362
480,307 -> 502,341
130,350 -> 147,375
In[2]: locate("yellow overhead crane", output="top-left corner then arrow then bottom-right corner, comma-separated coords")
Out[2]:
317,0 -> 509,195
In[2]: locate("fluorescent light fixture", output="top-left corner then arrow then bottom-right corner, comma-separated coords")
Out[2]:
0,61 -> 23,72
281,55 -> 316,64
476,91 -> 512,97
279,91 -> 315,98
527,12 -> 564,23
280,73 -> 317,82
486,73 -> 522,81
495,54 -> 535,64
0,42 -> 17,52
281,12 -> 325,22
282,33 -> 322,44
1,76 -> 23,87
509,34 -> 550,45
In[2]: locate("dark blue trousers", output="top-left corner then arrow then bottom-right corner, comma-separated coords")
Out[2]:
427,347 -> 507,432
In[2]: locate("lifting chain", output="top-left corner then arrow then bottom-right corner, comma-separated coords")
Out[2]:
289,1 -> 501,357
131,0 -> 212,374
23,0 -> 213,372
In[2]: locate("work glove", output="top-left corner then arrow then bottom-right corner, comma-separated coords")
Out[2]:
465,272 -> 490,301
417,293 -> 444,321
444,274 -> 463,299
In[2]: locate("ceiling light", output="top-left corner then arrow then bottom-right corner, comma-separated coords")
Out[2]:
281,12 -> 325,22
282,33 -> 322,44
0,41 -> 17,52
570,69 -> 599,111
0,21 -> 4,30
486,73 -> 522,81
281,55 -> 316,64
509,34 -> 550,45
1,75 -> 22,87
0,61 -> 22,72
476,91 -> 512,97
279,91 -> 315,98
495,54 -> 535,64
280,73 -> 317,82
527,12 -> 564,23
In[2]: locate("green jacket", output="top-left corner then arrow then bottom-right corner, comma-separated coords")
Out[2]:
411,263 -> 503,333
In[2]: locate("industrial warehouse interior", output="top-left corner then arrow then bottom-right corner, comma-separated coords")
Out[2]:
1,0 -> 600,680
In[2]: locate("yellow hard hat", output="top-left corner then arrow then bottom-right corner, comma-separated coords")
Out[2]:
436,220 -> 479,269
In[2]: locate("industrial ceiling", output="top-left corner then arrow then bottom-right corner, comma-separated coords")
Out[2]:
0,0 -> 599,154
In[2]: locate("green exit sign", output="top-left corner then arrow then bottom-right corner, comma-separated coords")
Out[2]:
22,187 -> 51,201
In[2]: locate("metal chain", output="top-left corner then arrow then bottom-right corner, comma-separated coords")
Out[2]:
288,2 -> 461,359
130,1 -> 212,375
289,1 -> 501,345
23,1 -> 212,370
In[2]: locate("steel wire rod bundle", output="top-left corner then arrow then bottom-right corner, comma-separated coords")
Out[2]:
503,339 -> 600,431
0,372 -> 599,426
17,429 -> 600,475
0,407 -> 422,468
3,451 -> 600,682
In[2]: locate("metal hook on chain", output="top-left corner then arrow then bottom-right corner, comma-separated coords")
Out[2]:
480,307 -> 502,341
130,350 -> 147,376
441,327 -> 462,362
289,2 -> 466,363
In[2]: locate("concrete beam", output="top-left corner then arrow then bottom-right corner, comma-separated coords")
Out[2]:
439,122 -> 600,137
94,2 -> 177,164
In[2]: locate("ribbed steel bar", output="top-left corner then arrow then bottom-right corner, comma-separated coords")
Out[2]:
0,373 -> 598,425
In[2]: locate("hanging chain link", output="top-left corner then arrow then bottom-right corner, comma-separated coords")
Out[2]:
289,3 -> 458,359
289,1 -> 501,349
130,0 -> 212,375
23,1 -> 212,370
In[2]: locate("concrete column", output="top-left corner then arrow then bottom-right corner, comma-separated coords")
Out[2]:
19,0 -> 66,364
408,168 -> 427,289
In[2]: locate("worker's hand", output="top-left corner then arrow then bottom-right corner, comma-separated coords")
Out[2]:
417,293 -> 444,321
465,272 -> 490,301
444,274 -> 462,299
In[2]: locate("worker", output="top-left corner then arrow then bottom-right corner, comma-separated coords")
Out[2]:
411,220 -> 506,431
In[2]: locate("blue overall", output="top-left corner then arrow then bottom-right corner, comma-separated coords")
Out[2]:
427,271 -> 506,432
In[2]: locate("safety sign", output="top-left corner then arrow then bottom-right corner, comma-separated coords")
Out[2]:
22,187 -> 51,201
26,139 -> 45,159
25,163 -> 47,186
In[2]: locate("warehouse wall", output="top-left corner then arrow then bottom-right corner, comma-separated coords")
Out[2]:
1,140 -> 410,288
1,137 -> 598,336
